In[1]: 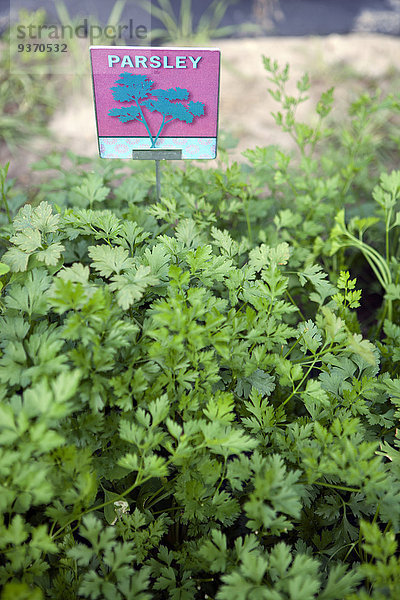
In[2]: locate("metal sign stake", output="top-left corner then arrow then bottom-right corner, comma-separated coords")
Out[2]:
155,159 -> 161,202
132,149 -> 183,202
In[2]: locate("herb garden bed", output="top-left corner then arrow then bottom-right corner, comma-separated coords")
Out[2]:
0,54 -> 400,600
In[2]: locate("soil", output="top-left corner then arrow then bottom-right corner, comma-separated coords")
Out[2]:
1,33 -> 400,182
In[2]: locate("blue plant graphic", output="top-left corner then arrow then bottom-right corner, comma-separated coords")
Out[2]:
108,73 -> 205,148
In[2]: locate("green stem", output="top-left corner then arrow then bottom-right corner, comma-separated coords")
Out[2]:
327,540 -> 358,562
302,342 -> 343,364
375,302 -> 388,338
363,246 -> 390,287
1,168 -> 11,224
345,234 -> 393,322
285,289 -> 306,321
49,520 -> 57,537
312,480 -> 361,493
235,301 -> 248,316
216,458 -> 227,493
372,504 -> 380,524
283,336 -> 302,359
144,475 -> 178,509
383,521 -> 392,534
343,231 -> 391,286
280,357 -> 318,408
385,207 -> 392,264
243,196 -> 252,243
362,249 -> 388,291
151,505 -> 183,516
51,460 -> 171,540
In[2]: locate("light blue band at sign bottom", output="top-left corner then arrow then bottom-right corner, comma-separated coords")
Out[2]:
99,137 -> 217,159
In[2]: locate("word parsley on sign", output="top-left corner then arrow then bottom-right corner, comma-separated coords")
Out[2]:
107,54 -> 202,69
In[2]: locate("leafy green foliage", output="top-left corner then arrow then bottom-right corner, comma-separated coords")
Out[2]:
1,57 -> 400,600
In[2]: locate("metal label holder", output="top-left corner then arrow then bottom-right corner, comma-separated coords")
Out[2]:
132,149 -> 183,201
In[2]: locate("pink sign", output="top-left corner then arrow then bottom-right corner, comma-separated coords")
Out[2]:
90,46 -> 221,160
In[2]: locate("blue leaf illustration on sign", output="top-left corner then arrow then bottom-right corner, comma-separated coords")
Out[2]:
108,74 -> 206,148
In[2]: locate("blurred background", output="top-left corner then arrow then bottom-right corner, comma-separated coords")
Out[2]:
0,0 -> 399,181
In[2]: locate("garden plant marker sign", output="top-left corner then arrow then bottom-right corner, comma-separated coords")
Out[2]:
90,47 -> 221,161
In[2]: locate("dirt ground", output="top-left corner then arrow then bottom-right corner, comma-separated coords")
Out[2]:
2,33 -> 400,180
